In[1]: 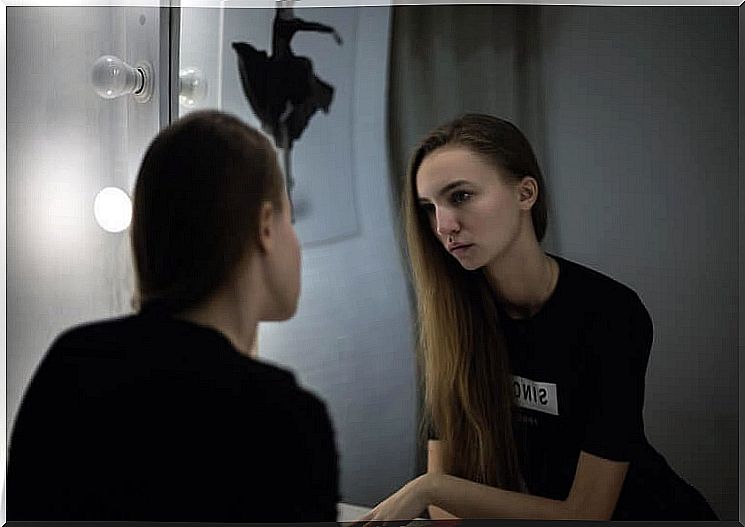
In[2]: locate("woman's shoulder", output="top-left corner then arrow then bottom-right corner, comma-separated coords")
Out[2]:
551,255 -> 653,345
41,317 -> 332,430
48,314 -> 228,358
46,314 -> 300,386
46,314 -> 142,358
552,254 -> 645,307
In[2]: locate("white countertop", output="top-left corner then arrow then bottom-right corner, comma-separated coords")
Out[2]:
337,502 -> 372,522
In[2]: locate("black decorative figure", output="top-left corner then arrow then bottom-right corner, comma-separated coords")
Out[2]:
232,7 -> 343,221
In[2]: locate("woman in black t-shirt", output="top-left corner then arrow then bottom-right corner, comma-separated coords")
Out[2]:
8,111 -> 339,522
357,114 -> 716,522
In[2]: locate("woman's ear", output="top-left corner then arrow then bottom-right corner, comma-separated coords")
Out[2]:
517,176 -> 539,210
257,201 -> 276,254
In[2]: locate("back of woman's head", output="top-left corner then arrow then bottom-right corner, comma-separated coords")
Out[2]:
131,110 -> 284,314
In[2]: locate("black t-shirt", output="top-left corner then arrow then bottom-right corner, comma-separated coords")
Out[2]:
8,311 -> 340,522
430,255 -> 717,520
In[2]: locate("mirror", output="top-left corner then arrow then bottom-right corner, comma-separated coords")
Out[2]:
177,3 -> 738,519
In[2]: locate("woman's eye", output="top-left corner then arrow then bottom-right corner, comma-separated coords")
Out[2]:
451,191 -> 472,204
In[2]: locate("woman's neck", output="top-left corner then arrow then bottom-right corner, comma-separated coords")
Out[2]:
483,239 -> 558,319
177,291 -> 258,357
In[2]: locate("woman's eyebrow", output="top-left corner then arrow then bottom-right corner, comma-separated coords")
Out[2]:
418,180 -> 471,204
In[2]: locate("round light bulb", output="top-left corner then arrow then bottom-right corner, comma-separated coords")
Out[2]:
179,67 -> 208,107
94,187 -> 132,233
91,55 -> 141,99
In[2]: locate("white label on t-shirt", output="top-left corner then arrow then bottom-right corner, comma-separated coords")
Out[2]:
512,375 -> 559,416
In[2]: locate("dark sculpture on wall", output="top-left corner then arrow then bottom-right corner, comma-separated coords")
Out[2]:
233,7 -> 342,221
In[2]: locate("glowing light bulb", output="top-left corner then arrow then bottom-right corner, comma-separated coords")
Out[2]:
94,187 -> 132,233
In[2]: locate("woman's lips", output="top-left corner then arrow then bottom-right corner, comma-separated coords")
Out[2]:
450,244 -> 473,256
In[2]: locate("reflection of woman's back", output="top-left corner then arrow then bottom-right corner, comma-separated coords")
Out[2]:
7,111 -> 340,522
233,8 -> 341,148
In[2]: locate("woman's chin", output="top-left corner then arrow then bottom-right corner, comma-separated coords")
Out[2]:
453,255 -> 483,271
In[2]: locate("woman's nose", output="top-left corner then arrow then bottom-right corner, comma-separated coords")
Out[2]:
435,209 -> 460,236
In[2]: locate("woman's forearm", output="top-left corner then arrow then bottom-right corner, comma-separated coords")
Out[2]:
426,473 -> 574,520
427,504 -> 459,520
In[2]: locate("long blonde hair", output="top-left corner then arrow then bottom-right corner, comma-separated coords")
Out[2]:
403,114 -> 548,490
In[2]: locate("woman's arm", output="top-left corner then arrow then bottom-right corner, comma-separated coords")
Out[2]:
359,450 -> 627,523
426,440 -> 459,520
428,451 -> 628,520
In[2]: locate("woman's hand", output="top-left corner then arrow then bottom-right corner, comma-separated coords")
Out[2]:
355,474 -> 434,526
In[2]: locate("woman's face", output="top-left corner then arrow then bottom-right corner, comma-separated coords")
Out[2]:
415,146 -> 531,271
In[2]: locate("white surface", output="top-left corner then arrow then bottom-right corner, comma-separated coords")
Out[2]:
337,502 -> 371,522
337,502 -> 427,522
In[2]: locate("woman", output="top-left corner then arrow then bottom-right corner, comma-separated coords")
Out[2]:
8,110 -> 339,522
359,114 -> 717,522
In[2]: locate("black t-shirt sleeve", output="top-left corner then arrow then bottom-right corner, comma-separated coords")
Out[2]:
581,291 -> 653,462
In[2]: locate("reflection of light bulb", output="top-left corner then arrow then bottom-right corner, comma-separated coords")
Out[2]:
179,67 -> 208,107
94,187 -> 132,233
